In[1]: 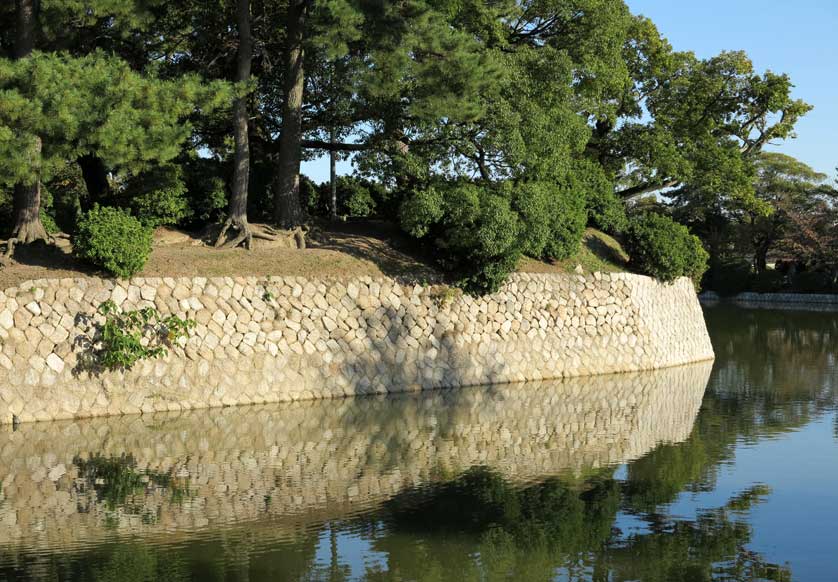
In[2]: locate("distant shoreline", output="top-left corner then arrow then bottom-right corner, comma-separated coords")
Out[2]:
700,291 -> 838,310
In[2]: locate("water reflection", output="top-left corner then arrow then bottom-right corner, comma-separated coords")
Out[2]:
1,306 -> 836,580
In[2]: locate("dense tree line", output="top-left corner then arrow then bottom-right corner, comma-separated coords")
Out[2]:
0,0 -> 816,292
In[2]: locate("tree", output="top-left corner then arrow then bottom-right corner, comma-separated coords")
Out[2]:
745,153 -> 832,273
558,9 -> 812,222
8,0 -> 49,248
214,0 -> 260,248
0,53 -> 229,241
269,0 -> 496,227
273,0 -> 310,228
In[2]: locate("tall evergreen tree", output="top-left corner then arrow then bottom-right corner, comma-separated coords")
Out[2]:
215,0 -> 258,248
8,0 -> 49,248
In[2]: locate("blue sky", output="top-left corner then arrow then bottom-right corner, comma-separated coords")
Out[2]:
304,1 -> 837,183
626,0 -> 837,180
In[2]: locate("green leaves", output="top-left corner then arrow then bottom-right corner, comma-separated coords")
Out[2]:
95,300 -> 194,371
625,212 -> 709,285
0,51 -> 230,186
73,205 -> 153,278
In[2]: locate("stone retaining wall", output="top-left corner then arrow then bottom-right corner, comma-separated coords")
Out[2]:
0,362 -> 712,553
0,272 -> 714,424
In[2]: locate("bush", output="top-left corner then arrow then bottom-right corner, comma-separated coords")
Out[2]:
401,181 -> 522,294
568,159 -> 627,233
703,259 -> 752,296
511,182 -> 551,257
74,205 -> 153,278
624,213 -> 708,285
544,186 -> 587,261
93,300 -> 194,371
790,270 -> 836,293
121,165 -> 190,228
182,158 -> 228,225
340,177 -> 376,217
305,176 -> 390,219
510,181 -> 586,262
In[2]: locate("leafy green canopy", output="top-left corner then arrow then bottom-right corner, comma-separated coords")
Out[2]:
0,50 -> 229,188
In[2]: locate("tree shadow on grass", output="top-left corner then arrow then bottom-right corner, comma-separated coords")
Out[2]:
584,232 -> 629,270
308,220 -> 443,283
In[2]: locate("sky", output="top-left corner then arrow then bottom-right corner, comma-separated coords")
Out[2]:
626,0 -> 838,180
303,0 -> 838,183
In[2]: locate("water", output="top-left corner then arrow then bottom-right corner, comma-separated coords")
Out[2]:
1,305 -> 836,581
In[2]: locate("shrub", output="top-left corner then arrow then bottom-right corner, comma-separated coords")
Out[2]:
183,157 -> 229,224
94,300 -> 194,371
340,177 -> 376,217
122,165 -> 190,228
511,182 -> 551,257
400,185 -> 445,238
568,158 -> 627,233
750,269 -> 786,293
401,181 -> 522,294
703,259 -> 752,296
544,186 -> 587,261
307,176 -> 388,219
624,213 -> 709,285
510,181 -> 587,262
74,205 -> 153,278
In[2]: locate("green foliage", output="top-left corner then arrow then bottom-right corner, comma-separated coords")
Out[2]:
509,180 -> 588,261
400,185 -> 445,239
0,50 -> 230,187
94,300 -> 194,371
120,165 -> 190,228
73,206 -> 153,278
625,213 -> 709,284
544,186 -> 587,261
401,181 -> 522,294
302,176 -> 394,220
511,182 -> 552,257
572,160 -> 627,232
703,259 -> 753,296
181,157 -> 228,225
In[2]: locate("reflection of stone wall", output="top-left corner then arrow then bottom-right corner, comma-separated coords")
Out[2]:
0,362 -> 712,553
0,272 -> 713,424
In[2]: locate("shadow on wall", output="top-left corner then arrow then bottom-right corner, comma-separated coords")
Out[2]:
334,299 -> 511,397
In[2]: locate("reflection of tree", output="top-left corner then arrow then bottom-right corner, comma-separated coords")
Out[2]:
706,306 -> 838,407
623,306 -> 838,513
601,486 -> 790,582
73,453 -> 190,512
2,307 -> 828,580
352,468 -> 790,582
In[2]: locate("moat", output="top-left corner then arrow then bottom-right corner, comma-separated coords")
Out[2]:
1,305 -> 836,581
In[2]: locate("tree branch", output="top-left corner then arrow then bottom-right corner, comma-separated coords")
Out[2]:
616,179 -> 681,199
301,139 -> 369,152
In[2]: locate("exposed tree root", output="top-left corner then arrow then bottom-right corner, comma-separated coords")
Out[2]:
213,218 -> 279,250
2,221 -> 59,260
292,226 -> 307,249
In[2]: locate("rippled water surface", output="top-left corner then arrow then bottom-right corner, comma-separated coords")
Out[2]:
1,305 -> 837,581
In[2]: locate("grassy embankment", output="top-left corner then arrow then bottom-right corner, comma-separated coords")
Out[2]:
0,222 -> 628,290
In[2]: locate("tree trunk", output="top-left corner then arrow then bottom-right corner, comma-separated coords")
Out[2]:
14,0 -> 36,59
754,243 -> 769,274
8,0 -> 49,250
273,0 -> 307,228
77,153 -> 110,210
215,0 -> 255,249
329,127 -> 337,221
11,157 -> 48,245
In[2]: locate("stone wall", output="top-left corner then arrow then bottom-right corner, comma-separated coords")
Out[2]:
0,272 -> 714,424
0,362 -> 712,554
